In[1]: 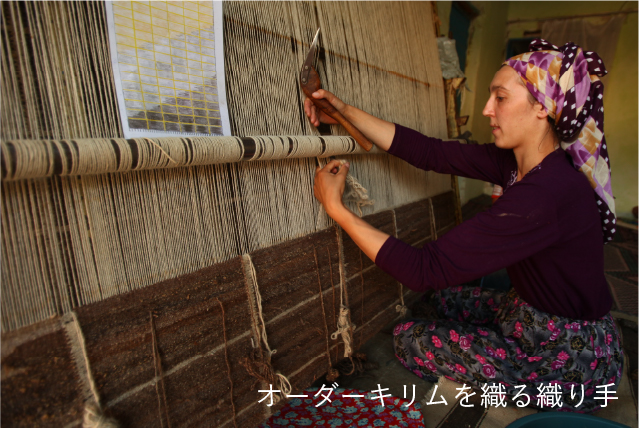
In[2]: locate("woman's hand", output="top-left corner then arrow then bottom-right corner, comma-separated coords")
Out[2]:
304,89 -> 348,127
314,158 -> 390,263
304,89 -> 395,152
313,159 -> 350,216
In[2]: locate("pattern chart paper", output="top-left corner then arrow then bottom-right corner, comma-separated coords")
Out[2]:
106,1 -> 230,138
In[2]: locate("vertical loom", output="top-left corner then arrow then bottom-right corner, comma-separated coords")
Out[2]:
1,1 -> 459,426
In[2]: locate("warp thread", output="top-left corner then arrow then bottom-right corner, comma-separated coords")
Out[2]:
144,138 -> 177,164
428,197 -> 438,240
69,311 -> 119,428
241,254 -> 292,404
325,246 -> 341,380
149,312 -> 171,428
391,210 -> 408,318
313,246 -> 340,382
215,298 -> 238,428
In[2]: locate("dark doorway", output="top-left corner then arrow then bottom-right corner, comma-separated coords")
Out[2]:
449,1 -> 479,73
449,2 -> 479,115
506,37 -> 537,59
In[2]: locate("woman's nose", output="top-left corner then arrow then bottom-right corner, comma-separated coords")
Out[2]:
482,99 -> 493,117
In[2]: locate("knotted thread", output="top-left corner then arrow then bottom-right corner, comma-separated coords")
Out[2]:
330,306 -> 356,358
241,254 -> 292,404
242,348 -> 292,405
396,302 -> 409,318
68,311 -> 119,428
331,227 -> 357,360
337,159 -> 375,217
344,174 -> 375,217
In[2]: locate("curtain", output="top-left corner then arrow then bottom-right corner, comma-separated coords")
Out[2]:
542,14 -> 625,82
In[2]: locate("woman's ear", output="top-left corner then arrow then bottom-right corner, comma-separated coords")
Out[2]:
535,102 -> 549,119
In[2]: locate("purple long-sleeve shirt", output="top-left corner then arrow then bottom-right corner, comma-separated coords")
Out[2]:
375,124 -> 613,320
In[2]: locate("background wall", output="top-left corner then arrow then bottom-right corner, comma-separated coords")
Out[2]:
602,6 -> 638,219
507,1 -> 638,217
457,2 -> 509,204
435,1 -> 638,217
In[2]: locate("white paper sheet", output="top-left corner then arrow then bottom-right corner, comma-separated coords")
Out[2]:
105,1 -> 231,138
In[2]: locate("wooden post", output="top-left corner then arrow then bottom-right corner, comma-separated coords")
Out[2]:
444,77 -> 466,225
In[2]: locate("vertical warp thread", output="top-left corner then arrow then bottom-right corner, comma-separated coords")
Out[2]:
428,197 -> 438,240
313,246 -> 339,382
326,246 -> 339,365
149,312 -> 171,428
215,298 -> 238,428
391,210 -> 408,318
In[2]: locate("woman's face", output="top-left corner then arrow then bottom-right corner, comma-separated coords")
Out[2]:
482,66 -> 545,150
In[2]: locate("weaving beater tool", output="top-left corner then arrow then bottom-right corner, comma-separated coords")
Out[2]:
300,28 -> 373,152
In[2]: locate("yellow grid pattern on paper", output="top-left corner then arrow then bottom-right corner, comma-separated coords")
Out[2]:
113,1 -> 222,134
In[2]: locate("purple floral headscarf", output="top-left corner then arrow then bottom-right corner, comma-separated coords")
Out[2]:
503,39 -> 615,242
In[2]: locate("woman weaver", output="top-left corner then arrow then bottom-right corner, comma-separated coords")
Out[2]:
305,39 -> 622,412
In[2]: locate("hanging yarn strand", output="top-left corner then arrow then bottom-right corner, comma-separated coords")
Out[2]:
396,290 -> 409,319
331,249 -> 376,378
331,228 -> 356,358
330,246 -> 377,379
331,306 -> 355,358
241,254 -> 292,404
344,173 -> 375,217
65,311 -> 119,428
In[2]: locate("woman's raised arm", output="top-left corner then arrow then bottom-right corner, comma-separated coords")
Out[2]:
306,90 -> 397,262
304,90 -> 396,152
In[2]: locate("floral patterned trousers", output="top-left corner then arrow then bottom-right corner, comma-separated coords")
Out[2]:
393,286 -> 623,412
